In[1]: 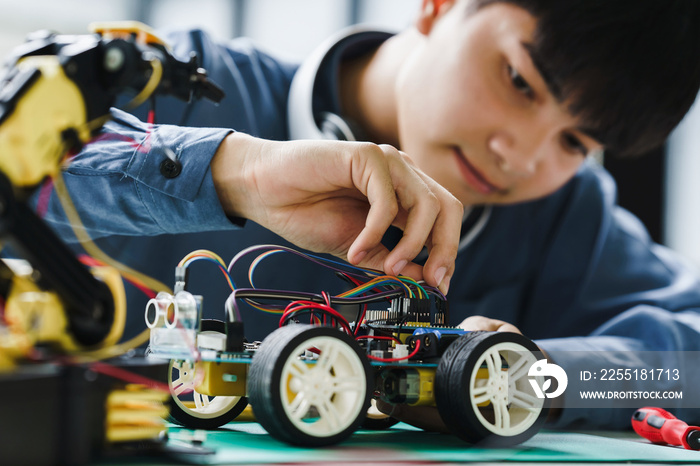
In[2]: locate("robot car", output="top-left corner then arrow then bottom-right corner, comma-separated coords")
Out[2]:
146,245 -> 550,447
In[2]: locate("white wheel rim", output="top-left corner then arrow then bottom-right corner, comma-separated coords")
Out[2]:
280,335 -> 366,438
169,359 -> 242,420
468,341 -> 544,437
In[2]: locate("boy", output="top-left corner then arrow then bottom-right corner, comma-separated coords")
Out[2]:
36,0 -> 700,430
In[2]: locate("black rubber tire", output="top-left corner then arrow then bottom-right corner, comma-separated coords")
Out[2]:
434,331 -> 549,446
248,324 -> 372,446
168,319 -> 248,429
361,414 -> 400,430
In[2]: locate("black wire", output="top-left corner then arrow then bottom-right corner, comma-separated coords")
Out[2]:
352,303 -> 365,333
178,101 -> 195,127
281,308 -> 350,331
362,320 -> 399,335
234,288 -> 405,306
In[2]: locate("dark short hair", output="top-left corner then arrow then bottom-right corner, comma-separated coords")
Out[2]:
471,0 -> 700,156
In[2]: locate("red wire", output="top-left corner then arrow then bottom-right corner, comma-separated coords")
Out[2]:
354,305 -> 368,335
321,291 -> 332,327
282,304 -> 351,334
339,273 -> 369,335
90,133 -> 149,154
355,334 -> 403,345
78,254 -> 101,267
280,300 -> 352,334
367,339 -> 421,362
129,281 -> 157,300
78,254 -> 157,299
0,296 -> 6,325
89,360 -> 170,393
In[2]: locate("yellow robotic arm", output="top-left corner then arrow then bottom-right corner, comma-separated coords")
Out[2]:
0,55 -> 88,186
0,22 -> 223,362
0,21 -> 222,189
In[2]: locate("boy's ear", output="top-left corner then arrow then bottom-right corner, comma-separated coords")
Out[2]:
416,0 -> 455,35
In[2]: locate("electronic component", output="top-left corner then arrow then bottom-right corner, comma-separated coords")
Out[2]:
364,296 -> 448,327
405,327 -> 467,360
380,367 -> 435,406
145,290 -> 201,358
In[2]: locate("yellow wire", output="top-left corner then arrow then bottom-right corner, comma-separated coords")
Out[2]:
84,114 -> 113,134
28,85 -> 169,362
72,328 -> 151,363
178,249 -> 227,268
398,276 -> 426,298
248,249 -> 282,286
125,58 -> 163,109
52,171 -> 172,294
50,171 -> 170,361
245,300 -> 285,314
338,275 -> 412,298
178,249 -> 235,291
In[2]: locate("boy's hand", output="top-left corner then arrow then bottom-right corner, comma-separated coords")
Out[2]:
211,132 -> 463,293
458,316 -> 523,334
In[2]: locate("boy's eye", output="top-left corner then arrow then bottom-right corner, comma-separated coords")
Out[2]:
508,65 -> 534,98
562,133 -> 588,156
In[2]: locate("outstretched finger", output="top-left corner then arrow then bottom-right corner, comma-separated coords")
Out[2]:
384,181 -> 440,277
347,147 -> 400,265
390,164 -> 462,293
371,147 -> 442,276
350,242 -> 392,273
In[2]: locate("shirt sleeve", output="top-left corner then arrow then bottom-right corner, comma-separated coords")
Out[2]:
32,108 -> 240,241
30,26 -> 297,243
531,164 -> 700,429
538,307 -> 700,430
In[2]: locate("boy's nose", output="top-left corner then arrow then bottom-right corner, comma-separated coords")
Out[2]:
487,131 -> 540,176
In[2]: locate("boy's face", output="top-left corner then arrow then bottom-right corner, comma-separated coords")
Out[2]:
395,1 -> 603,207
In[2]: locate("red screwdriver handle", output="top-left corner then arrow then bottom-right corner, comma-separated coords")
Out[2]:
632,407 -> 700,450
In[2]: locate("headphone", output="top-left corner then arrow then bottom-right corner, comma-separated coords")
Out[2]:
318,111 -> 357,141
287,26 -> 385,143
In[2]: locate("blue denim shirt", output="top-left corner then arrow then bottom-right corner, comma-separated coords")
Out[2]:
32,28 -> 700,430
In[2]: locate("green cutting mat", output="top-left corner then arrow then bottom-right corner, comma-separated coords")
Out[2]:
166,422 -> 700,464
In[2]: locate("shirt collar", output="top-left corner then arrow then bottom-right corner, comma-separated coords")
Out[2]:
287,26 -> 393,141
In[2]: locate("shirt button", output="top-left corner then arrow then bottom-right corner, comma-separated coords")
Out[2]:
160,159 -> 182,178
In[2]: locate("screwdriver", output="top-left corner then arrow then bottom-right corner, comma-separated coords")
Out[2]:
631,406 -> 700,450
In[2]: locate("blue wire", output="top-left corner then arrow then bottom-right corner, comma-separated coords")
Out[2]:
248,249 -> 285,288
305,252 -> 380,276
344,279 -> 411,297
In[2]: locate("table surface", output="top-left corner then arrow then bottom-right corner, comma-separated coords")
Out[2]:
97,422 -> 700,465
